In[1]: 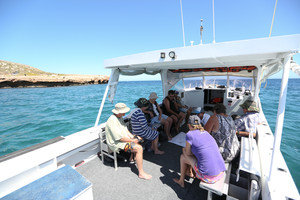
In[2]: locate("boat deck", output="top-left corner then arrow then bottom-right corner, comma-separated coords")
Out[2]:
76,136 -> 210,200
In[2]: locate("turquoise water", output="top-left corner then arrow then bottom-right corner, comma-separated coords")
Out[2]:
0,79 -> 299,190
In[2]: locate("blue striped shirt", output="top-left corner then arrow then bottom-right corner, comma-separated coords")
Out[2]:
131,109 -> 159,141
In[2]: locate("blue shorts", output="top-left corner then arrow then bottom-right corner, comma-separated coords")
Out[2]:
150,114 -> 168,124
179,107 -> 188,113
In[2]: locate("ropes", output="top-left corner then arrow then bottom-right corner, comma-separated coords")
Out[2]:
269,0 -> 278,37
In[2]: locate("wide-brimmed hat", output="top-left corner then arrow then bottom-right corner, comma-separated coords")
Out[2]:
134,98 -> 150,108
240,100 -> 260,112
188,115 -> 201,126
112,103 -> 130,114
149,92 -> 158,99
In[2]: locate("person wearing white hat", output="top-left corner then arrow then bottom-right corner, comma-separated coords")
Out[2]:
147,92 -> 173,140
106,103 -> 152,180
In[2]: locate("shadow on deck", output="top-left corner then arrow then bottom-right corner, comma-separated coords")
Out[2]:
76,134 -> 210,200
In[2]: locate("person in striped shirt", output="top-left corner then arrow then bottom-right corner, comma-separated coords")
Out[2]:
131,98 -> 165,155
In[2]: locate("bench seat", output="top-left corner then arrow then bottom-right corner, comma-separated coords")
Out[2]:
1,165 -> 92,200
200,162 -> 232,200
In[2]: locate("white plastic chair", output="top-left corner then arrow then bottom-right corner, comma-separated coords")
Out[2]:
99,128 -> 118,170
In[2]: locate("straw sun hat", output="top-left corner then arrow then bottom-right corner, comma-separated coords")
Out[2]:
148,92 -> 158,99
112,103 -> 130,114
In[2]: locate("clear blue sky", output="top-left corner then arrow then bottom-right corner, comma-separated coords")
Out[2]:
1,0 -> 299,81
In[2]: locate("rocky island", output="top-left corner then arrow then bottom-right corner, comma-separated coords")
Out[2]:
0,60 -> 109,88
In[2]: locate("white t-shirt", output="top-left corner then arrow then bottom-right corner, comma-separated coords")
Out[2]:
152,103 -> 159,116
201,113 -> 210,126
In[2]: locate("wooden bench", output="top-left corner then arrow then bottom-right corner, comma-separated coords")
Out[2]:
199,162 -> 232,200
1,165 -> 93,200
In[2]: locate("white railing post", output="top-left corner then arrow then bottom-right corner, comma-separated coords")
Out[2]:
269,56 -> 291,181
254,67 -> 261,102
94,70 -> 115,127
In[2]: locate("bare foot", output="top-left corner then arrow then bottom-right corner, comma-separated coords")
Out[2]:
139,173 -> 152,180
154,150 -> 165,155
129,159 -> 135,164
185,171 -> 195,178
173,178 -> 184,188
167,135 -> 172,141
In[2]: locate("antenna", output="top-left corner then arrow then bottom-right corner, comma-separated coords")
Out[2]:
180,0 -> 186,47
269,0 -> 278,37
212,0 -> 216,43
200,19 -> 203,45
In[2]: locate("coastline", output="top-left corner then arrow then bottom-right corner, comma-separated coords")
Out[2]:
0,74 -> 109,89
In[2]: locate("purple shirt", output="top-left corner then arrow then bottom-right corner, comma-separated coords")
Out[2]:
186,130 -> 226,176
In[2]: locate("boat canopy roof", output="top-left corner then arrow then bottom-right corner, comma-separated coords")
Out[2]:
103,34 -> 300,102
104,34 -> 300,81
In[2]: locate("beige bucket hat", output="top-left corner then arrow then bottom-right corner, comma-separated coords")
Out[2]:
112,103 -> 130,114
149,92 -> 158,99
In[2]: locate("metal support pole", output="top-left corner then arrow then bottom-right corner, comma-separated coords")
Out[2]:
226,74 -> 229,88
254,67 -> 261,102
269,56 -> 291,181
212,0 -> 216,44
94,71 -> 114,127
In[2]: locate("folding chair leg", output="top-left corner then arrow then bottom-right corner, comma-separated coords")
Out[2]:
101,152 -> 105,164
113,151 -> 118,171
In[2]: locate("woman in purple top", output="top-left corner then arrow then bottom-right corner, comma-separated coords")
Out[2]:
173,115 -> 226,188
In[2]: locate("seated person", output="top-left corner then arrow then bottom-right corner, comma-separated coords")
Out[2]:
194,107 -> 210,126
204,104 -> 240,163
235,100 -> 262,138
161,90 -> 186,133
174,90 -> 193,123
130,98 -> 165,155
146,92 -> 173,141
173,115 -> 226,188
105,103 -> 152,180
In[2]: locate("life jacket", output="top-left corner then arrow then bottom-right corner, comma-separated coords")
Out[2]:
161,96 -> 178,116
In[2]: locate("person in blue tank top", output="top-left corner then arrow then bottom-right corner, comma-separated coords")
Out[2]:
173,115 -> 226,188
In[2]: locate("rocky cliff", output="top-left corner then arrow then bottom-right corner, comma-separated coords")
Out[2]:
0,60 -> 109,88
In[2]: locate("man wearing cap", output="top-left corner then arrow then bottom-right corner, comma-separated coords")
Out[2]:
194,107 -> 210,126
234,100 -> 262,138
105,103 -> 152,180
173,115 -> 225,188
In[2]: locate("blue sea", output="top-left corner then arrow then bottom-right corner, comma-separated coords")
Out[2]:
0,79 -> 299,190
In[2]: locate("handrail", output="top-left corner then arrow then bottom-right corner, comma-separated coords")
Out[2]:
248,131 -> 254,171
269,56 -> 291,181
